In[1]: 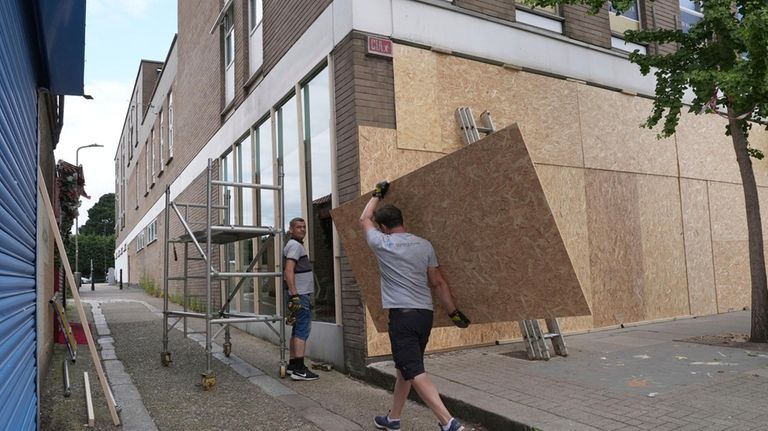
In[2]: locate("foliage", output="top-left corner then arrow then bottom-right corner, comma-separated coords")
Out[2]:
67,233 -> 114,280
140,275 -> 163,298
80,193 -> 116,235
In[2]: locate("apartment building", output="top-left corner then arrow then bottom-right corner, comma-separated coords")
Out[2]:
114,0 -> 761,376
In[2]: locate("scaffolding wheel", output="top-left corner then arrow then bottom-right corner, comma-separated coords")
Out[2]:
223,342 -> 232,357
279,364 -> 287,379
201,372 -> 216,391
161,352 -> 172,366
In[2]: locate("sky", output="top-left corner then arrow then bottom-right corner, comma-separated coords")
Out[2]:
56,0 -> 178,229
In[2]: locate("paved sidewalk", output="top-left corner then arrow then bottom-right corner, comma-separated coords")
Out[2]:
368,312 -> 768,430
69,284 -> 485,431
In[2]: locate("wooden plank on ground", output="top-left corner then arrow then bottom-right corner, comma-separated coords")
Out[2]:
84,372 -> 95,427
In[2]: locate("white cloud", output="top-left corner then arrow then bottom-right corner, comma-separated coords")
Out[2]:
56,80 -> 132,229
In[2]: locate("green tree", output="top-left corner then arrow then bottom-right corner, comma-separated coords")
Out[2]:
73,233 -> 115,281
80,193 -> 115,235
526,0 -> 768,341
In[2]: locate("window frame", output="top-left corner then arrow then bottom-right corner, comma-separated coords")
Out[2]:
167,91 -> 174,162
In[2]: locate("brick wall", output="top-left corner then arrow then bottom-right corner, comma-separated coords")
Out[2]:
333,31 -> 396,376
639,0 -> 678,55
562,4 -> 612,49
141,61 -> 162,119
454,0 -> 516,21
262,0 -> 332,75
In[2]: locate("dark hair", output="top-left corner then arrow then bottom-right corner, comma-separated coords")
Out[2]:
289,217 -> 305,228
374,204 -> 403,229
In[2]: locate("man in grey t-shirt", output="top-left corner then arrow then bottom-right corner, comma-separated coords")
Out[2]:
283,217 -> 319,381
360,181 -> 470,431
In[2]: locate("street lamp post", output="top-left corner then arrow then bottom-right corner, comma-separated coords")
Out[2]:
75,143 -> 104,285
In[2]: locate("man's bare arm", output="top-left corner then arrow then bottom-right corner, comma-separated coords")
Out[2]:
427,266 -> 457,312
359,197 -> 380,233
285,259 -> 298,296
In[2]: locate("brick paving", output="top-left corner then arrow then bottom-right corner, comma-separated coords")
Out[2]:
369,312 -> 768,430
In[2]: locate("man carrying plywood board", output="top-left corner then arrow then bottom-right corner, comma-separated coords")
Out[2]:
361,182 -> 471,431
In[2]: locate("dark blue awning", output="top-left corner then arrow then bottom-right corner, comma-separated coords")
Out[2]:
34,0 -> 86,96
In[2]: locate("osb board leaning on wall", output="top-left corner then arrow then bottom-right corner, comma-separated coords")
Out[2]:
331,124 -> 591,333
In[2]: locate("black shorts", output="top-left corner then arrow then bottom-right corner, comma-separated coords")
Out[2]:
388,308 -> 433,380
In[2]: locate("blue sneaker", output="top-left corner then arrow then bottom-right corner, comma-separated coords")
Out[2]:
374,414 -> 401,430
441,419 -> 465,431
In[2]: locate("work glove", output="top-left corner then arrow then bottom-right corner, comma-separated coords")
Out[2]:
372,181 -> 390,199
286,294 -> 301,325
449,309 -> 471,328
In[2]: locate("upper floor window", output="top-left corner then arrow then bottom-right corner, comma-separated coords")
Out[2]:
680,0 -> 703,33
150,128 -> 156,183
147,219 -> 158,244
159,111 -> 165,170
223,6 -> 235,104
514,4 -> 563,34
609,0 -> 640,33
224,7 -> 235,68
168,91 -> 174,161
249,0 -> 263,31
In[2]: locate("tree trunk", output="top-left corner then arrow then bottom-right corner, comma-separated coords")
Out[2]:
728,108 -> 768,342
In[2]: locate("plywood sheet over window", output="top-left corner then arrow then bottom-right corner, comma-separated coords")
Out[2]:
392,44 -> 583,168
584,170 -> 688,327
579,85 -> 677,176
332,125 -> 590,333
680,178 -> 717,316
358,126 -> 442,193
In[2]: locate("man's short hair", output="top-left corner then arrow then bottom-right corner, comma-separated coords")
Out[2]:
374,204 -> 403,229
289,217 -> 305,228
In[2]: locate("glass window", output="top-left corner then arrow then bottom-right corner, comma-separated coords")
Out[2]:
278,95 -> 301,231
168,91 -> 174,160
249,0 -> 263,31
302,67 -> 335,323
224,7 -> 235,67
150,128 -> 155,182
680,0 -> 703,33
609,0 -> 640,33
222,149 -> 236,225
159,111 -> 164,169
255,119 -> 275,315
609,1 -> 639,21
237,137 -> 254,226
144,140 -> 149,193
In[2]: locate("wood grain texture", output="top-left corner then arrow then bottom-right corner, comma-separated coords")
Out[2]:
680,178 -> 717,316
579,85 -> 677,176
331,124 -> 590,332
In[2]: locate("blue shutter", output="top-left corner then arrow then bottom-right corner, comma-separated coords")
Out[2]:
0,0 -> 40,430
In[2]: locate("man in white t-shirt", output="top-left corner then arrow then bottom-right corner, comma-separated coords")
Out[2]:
283,217 -> 319,381
360,181 -> 470,431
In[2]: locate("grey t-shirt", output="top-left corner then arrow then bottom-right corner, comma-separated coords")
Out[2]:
366,229 -> 437,310
283,239 -> 313,295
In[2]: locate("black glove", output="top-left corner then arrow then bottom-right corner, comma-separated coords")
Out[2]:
372,181 -> 390,198
286,294 -> 301,325
449,309 -> 471,328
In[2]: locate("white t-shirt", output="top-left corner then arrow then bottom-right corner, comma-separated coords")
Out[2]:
366,229 -> 437,310
283,239 -> 313,295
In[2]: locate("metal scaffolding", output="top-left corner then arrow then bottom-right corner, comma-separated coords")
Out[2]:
161,158 -> 287,390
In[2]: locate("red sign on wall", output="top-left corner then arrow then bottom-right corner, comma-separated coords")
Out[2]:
367,36 -> 393,58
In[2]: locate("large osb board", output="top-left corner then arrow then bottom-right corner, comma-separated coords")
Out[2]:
392,44 -> 584,167
578,85 -> 677,176
585,170 -> 688,327
358,126 -> 442,193
706,181 -> 768,312
675,112 -> 740,184
332,125 -> 590,332
679,179 -> 717,316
